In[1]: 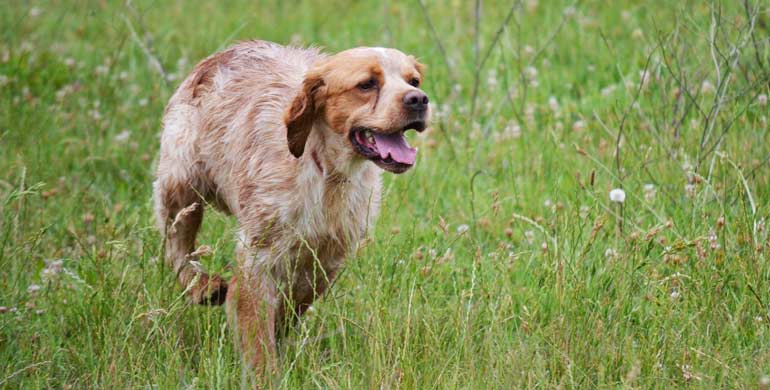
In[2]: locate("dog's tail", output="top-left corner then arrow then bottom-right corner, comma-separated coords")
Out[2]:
166,202 -> 229,306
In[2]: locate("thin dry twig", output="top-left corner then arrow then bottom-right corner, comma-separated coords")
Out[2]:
416,0 -> 457,82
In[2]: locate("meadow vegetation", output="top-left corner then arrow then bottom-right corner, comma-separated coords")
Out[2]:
2,0 -> 770,388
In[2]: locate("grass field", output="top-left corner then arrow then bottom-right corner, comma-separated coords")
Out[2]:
2,0 -> 770,388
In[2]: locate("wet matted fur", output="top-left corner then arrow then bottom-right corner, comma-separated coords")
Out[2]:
152,40 -> 430,380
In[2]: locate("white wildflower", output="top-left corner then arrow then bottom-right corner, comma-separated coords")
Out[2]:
609,188 -> 626,203
505,121 -> 521,139
670,290 -> 680,300
700,80 -> 715,94
639,70 -> 650,88
526,0 -> 538,13
572,120 -> 586,131
621,10 -> 632,21
113,130 -> 131,143
525,104 -> 536,125
176,56 -> 189,71
27,284 -> 42,295
487,69 -> 498,87
758,94 -> 768,106
456,224 -> 469,234
40,259 -> 64,282
684,183 -> 696,198
524,66 -> 538,80
604,248 -> 618,259
548,96 -> 559,113
579,205 -> 590,218
524,230 -> 535,244
643,184 -> 656,201
523,45 -> 535,57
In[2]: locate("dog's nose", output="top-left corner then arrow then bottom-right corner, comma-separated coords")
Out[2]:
403,90 -> 429,111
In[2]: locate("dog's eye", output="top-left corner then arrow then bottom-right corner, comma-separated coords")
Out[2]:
357,78 -> 378,91
409,77 -> 420,87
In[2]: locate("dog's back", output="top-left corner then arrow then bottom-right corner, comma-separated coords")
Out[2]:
159,41 -> 324,214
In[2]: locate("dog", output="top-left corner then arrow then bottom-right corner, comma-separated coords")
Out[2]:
152,40 -> 430,379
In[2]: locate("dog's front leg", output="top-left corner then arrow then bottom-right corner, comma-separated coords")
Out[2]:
226,257 -> 279,387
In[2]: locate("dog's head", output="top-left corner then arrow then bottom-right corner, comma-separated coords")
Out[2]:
284,47 -> 430,174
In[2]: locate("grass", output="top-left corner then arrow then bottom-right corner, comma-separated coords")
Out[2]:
2,0 -> 770,388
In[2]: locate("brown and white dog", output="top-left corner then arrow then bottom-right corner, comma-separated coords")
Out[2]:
152,40 -> 429,378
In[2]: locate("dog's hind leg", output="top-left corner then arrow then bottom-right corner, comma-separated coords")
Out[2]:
153,104 -> 227,305
153,177 -> 228,305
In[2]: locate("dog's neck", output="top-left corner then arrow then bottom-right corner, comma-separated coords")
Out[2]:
294,127 -> 382,242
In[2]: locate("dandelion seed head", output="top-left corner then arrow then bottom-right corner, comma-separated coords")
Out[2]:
523,45 -> 535,57
609,188 -> 626,203
643,184 -> 656,201
548,96 -> 559,113
700,80 -> 715,94
621,10 -> 632,21
524,66 -> 538,80
684,183 -> 696,198
114,130 -> 131,143
670,290 -> 680,300
601,85 -> 617,97
27,284 -> 41,295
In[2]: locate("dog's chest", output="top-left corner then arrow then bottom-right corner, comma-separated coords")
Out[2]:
293,173 -> 380,249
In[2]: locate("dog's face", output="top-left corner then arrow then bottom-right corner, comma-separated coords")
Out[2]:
285,47 -> 430,174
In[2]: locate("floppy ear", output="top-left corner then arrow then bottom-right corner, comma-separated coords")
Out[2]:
285,71 -> 325,158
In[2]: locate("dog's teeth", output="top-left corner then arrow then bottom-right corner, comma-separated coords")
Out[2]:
366,131 -> 375,144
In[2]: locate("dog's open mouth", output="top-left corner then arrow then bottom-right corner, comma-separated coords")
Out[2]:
350,121 -> 425,173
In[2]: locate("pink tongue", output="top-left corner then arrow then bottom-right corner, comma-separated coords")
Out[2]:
372,132 -> 417,165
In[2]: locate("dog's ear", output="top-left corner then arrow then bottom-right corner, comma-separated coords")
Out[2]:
285,69 -> 325,158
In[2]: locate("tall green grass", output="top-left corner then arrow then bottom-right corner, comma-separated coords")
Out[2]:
2,0 -> 769,388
